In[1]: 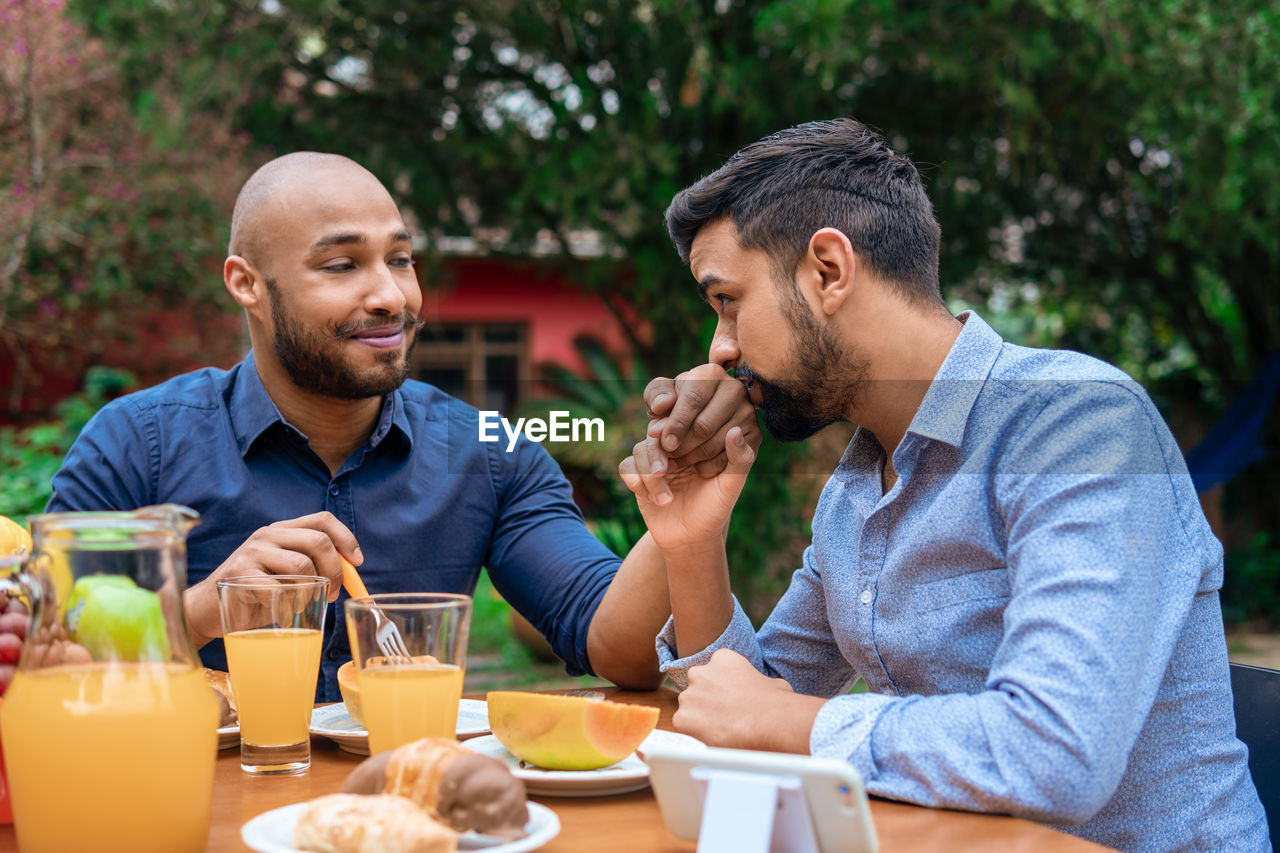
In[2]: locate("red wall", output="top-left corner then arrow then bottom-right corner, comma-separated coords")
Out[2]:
2,257 -> 637,424
421,257 -> 633,373
1,305 -> 246,426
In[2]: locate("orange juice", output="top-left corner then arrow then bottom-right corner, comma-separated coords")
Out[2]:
0,662 -> 217,853
360,663 -> 464,753
224,627 -> 322,746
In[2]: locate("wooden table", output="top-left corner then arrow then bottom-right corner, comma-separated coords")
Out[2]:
0,688 -> 1112,852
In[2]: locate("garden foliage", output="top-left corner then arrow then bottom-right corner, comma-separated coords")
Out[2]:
11,0 -> 1277,621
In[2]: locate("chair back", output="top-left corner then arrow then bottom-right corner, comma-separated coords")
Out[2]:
1231,661 -> 1280,848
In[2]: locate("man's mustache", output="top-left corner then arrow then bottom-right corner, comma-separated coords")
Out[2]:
331,312 -> 426,339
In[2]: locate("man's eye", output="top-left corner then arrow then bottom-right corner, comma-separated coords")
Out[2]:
716,295 -> 732,309
322,262 -> 355,272
389,257 -> 414,268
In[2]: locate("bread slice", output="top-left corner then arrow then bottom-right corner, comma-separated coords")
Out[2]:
293,793 -> 455,853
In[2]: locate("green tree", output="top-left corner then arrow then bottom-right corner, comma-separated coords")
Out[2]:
73,0 -> 1280,379
70,0 -> 1280,611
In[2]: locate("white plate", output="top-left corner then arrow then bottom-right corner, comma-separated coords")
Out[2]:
218,724 -> 240,750
308,700 -> 491,755
462,729 -> 707,797
241,800 -> 559,853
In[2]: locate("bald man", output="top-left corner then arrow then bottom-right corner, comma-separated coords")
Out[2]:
47,152 -> 758,697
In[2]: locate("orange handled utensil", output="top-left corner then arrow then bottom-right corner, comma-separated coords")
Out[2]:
339,556 -> 368,599
338,557 -> 413,662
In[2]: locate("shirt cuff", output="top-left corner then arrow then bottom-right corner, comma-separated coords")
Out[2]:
655,597 -> 759,690
810,692 -> 896,786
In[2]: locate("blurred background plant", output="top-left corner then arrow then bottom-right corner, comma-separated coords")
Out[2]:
520,334 -> 650,555
1,0 -> 250,417
1221,532 -> 1280,628
3,0 -> 1277,654
0,367 -> 135,521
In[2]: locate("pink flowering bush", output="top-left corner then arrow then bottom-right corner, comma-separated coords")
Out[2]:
0,0 -> 251,409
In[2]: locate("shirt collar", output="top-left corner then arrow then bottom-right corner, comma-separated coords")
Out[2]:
228,350 -> 414,457
904,310 -> 1004,448
376,386 -> 414,452
228,351 -> 287,457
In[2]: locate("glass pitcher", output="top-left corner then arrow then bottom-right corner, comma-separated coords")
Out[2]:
0,505 -> 219,853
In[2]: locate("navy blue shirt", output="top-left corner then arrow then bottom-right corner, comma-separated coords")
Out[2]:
47,352 -> 620,700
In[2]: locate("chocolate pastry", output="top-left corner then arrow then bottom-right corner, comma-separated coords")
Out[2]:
344,738 -> 528,841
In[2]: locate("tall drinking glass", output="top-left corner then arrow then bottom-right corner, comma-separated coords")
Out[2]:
345,593 -> 472,754
0,506 -> 218,853
217,575 -> 327,774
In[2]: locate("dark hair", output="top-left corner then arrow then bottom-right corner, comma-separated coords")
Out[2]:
665,118 -> 943,304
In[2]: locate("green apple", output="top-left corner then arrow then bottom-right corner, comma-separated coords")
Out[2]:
69,581 -> 171,661
64,574 -> 139,635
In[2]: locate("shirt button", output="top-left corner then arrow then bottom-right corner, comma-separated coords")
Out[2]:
326,650 -> 341,661
328,483 -> 340,496
860,589 -> 873,605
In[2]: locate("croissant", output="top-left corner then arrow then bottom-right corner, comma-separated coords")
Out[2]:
344,738 -> 528,841
293,794 -> 455,853
203,668 -> 237,726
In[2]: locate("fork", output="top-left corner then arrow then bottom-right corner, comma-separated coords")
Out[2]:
339,557 -> 415,663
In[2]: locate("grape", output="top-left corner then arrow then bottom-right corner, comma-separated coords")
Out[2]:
0,663 -> 13,695
4,598 -> 27,616
0,633 -> 21,664
0,612 -> 29,641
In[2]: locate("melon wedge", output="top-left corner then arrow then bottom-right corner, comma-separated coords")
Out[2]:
486,691 -> 660,770
336,662 -> 364,727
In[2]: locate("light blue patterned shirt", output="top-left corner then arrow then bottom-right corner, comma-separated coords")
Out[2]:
657,311 -> 1269,852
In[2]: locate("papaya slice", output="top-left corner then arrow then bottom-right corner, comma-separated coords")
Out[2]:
336,661 -> 364,727
486,691 -> 660,770
338,655 -> 440,728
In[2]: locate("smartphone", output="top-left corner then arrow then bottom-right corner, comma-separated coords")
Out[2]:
644,742 -> 878,853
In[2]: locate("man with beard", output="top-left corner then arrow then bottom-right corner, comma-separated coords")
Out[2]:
619,119 -> 1268,851
47,152 -> 757,698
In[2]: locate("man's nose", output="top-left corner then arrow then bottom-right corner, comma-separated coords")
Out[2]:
708,321 -> 740,371
363,264 -> 409,315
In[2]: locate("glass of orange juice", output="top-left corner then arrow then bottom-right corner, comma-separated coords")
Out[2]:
345,593 -> 472,754
217,575 -> 327,774
1,506 -> 219,853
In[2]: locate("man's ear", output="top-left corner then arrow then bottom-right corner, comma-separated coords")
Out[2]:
800,228 -> 856,316
224,255 -> 265,312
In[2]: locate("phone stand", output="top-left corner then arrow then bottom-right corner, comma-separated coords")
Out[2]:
690,766 -> 821,853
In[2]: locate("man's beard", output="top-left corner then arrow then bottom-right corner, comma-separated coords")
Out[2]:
266,278 -> 420,400
738,302 -> 867,442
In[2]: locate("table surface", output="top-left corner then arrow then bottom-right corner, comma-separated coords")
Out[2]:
0,688 -> 1113,852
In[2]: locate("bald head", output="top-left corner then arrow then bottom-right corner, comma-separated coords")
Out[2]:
228,152 -> 393,267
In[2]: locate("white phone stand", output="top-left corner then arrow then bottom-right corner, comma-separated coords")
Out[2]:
646,743 -> 878,853
690,766 -> 820,853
